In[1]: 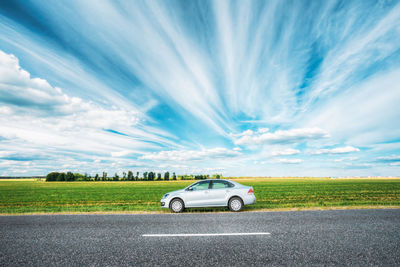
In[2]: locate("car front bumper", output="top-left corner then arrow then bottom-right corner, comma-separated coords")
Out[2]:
160,198 -> 171,208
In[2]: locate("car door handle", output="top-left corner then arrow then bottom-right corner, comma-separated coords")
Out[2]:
204,191 -> 209,194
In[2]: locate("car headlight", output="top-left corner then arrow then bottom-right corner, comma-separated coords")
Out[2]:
163,194 -> 169,199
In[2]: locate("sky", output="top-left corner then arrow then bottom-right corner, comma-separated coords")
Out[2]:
0,0 -> 400,177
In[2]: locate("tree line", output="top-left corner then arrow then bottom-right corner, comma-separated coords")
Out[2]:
45,171 -> 222,182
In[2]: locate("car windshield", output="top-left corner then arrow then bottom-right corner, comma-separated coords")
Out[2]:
190,181 -> 210,191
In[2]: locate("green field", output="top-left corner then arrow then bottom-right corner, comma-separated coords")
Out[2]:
1,178 -> 400,214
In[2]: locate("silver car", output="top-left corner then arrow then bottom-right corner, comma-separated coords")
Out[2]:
160,179 -> 256,213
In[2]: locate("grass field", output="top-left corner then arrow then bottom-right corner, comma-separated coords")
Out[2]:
1,178 -> 400,214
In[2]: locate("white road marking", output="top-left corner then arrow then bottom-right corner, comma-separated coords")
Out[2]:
142,232 -> 270,237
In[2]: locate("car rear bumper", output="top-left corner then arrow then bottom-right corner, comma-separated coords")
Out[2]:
243,194 -> 256,205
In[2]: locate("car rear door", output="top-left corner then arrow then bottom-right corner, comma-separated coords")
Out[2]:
208,180 -> 233,206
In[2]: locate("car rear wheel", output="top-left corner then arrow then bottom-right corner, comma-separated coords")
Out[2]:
228,197 -> 243,212
170,198 -> 184,213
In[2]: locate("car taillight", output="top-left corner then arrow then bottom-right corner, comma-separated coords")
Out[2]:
248,188 -> 254,194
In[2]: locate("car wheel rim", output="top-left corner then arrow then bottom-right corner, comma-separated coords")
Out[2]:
172,201 -> 182,212
231,199 -> 241,211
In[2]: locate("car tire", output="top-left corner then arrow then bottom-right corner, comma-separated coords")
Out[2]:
228,197 -> 243,212
170,198 -> 184,213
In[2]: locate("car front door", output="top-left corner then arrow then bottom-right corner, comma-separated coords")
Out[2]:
183,180 -> 211,207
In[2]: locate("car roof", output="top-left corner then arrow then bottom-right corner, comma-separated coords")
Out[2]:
194,179 -> 239,184
197,179 -> 230,181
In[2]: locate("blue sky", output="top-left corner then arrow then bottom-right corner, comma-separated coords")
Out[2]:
1,0 -> 400,176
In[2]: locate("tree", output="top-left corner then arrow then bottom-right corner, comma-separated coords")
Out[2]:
127,171 -> 133,181
57,172 -> 65,181
113,173 -> 119,181
66,172 -> 75,181
150,172 -> 155,181
123,172 -> 127,180
74,173 -> 85,181
172,172 -> 177,180
213,174 -> 221,179
157,173 -> 162,180
46,172 -> 59,181
94,173 -> 99,181
164,171 -> 170,181
102,172 -> 107,181
148,172 -> 154,181
195,175 -> 207,180
83,173 -> 90,181
136,172 -> 139,181
143,172 -> 148,180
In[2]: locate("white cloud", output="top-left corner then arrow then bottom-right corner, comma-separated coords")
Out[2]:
0,106 -> 12,115
332,157 -> 359,162
376,155 -> 400,163
140,147 -> 241,162
377,155 -> 400,160
277,158 -> 303,164
271,148 -> 300,156
234,127 -> 329,146
0,50 -> 180,164
111,150 -> 134,157
0,50 -> 139,127
158,164 -> 188,169
312,146 -> 360,155
229,128 -> 269,138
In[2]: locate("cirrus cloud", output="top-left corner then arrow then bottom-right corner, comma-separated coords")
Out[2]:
0,50 -> 177,165
312,146 -> 360,155
140,147 -> 241,162
375,155 -> 400,163
277,158 -> 303,164
234,127 -> 329,146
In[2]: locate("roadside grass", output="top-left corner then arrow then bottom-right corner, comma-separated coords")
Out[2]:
0,178 -> 399,214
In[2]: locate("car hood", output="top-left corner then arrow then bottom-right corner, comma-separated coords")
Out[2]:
167,189 -> 185,195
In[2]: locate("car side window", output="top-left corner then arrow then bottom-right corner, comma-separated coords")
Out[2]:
226,181 -> 234,188
212,180 -> 233,189
191,181 -> 210,191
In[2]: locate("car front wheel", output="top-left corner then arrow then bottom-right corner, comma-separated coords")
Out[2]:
228,197 -> 243,212
170,198 -> 184,213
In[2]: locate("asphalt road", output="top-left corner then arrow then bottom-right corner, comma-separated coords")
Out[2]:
1,209 -> 399,266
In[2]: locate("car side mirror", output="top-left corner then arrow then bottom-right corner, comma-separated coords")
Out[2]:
187,187 -> 193,191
